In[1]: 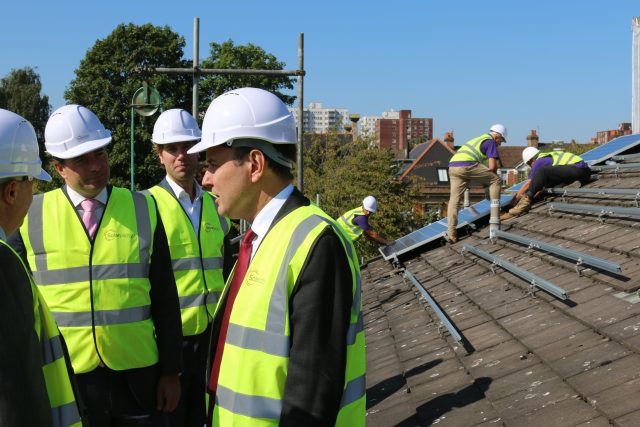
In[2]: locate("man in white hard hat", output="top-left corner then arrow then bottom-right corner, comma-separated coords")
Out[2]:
447,124 -> 506,243
0,109 -> 82,426
187,87 -> 365,426
145,108 -> 232,427
11,104 -> 183,426
501,147 -> 591,219
336,195 -> 389,245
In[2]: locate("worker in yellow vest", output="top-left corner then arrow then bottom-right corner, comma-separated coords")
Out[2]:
188,87 -> 366,426
501,147 -> 591,219
13,104 -> 183,426
0,109 -> 81,426
447,124 -> 506,242
146,108 -> 232,427
336,196 -> 389,245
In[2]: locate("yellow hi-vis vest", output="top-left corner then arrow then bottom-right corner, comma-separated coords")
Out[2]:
211,204 -> 366,427
147,180 -> 231,336
449,133 -> 492,163
336,206 -> 366,241
0,240 -> 81,427
538,151 -> 584,166
20,187 -> 159,374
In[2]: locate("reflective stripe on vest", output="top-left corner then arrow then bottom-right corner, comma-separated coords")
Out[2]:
148,180 -> 228,336
539,151 -> 583,166
450,133 -> 492,163
336,206 -> 366,241
0,240 -> 82,426
212,205 -> 365,426
20,187 -> 158,373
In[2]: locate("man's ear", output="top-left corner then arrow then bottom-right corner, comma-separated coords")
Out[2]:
1,180 -> 18,205
53,161 -> 66,180
247,149 -> 266,183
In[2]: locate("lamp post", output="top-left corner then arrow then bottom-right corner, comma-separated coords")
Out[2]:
130,82 -> 162,190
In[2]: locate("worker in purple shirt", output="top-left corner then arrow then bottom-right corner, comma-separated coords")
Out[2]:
501,147 -> 591,219
447,124 -> 506,243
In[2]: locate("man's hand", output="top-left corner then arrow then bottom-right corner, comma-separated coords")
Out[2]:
156,374 -> 181,413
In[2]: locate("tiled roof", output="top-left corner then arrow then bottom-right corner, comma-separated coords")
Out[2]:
364,165 -> 640,426
498,146 -> 526,169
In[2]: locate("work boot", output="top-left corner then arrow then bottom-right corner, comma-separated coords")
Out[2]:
506,194 -> 532,217
447,233 -> 458,244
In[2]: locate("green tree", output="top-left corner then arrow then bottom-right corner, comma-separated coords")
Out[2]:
65,23 -> 192,189
0,67 -> 51,157
199,39 -> 295,108
303,132 -> 415,260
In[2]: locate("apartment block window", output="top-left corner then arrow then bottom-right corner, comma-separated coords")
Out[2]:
437,168 -> 449,183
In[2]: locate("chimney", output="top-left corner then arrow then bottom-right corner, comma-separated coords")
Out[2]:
526,129 -> 539,147
633,17 -> 640,133
444,131 -> 455,150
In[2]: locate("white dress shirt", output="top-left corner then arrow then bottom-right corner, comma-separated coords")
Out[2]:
66,186 -> 108,229
248,184 -> 294,260
164,176 -> 203,236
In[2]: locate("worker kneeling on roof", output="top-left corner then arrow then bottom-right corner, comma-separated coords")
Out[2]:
501,147 -> 591,220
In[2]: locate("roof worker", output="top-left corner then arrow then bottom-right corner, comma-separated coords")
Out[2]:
145,108 -> 232,427
187,87 -> 365,426
0,109 -> 81,426
501,147 -> 592,220
11,104 -> 183,426
336,195 -> 390,245
447,124 -> 506,243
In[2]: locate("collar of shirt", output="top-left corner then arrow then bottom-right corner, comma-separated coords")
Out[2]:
164,175 -> 203,204
248,183 -> 294,259
66,186 -> 108,208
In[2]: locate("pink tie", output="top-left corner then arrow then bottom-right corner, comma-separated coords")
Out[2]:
81,198 -> 100,239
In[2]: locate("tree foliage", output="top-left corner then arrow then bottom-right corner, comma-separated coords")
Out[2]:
64,26 -> 296,189
199,40 -> 295,108
0,67 -> 51,158
302,133 -> 416,260
65,23 -> 192,189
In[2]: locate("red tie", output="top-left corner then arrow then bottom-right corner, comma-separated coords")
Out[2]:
208,228 -> 256,396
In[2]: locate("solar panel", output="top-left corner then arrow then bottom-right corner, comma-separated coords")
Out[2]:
580,134 -> 640,165
380,193 -> 514,260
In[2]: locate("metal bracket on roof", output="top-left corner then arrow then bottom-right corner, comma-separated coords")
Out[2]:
495,229 -> 622,275
403,268 -> 464,344
463,243 -> 568,300
528,281 -> 537,298
575,258 -> 583,276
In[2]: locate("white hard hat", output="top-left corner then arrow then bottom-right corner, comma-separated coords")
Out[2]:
522,146 -> 540,164
45,104 -> 112,159
188,87 -> 297,155
489,124 -> 507,141
0,109 -> 51,182
152,108 -> 201,144
363,195 -> 377,213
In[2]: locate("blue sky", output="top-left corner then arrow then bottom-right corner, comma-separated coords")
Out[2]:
1,0 -> 638,145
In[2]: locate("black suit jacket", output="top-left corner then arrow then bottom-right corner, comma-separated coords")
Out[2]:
210,187 -> 354,426
0,241 -> 52,426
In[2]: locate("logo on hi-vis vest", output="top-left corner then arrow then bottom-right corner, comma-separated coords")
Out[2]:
104,229 -> 136,241
204,222 -> 218,233
245,270 -> 265,287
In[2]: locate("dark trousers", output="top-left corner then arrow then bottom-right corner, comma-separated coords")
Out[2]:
168,329 -> 210,427
76,366 -> 167,427
527,165 -> 592,198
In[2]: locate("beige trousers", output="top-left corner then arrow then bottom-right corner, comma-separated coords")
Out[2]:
447,164 -> 501,237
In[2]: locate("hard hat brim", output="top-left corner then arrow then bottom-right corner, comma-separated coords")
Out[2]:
152,135 -> 201,145
47,136 -> 112,160
36,168 -> 52,182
